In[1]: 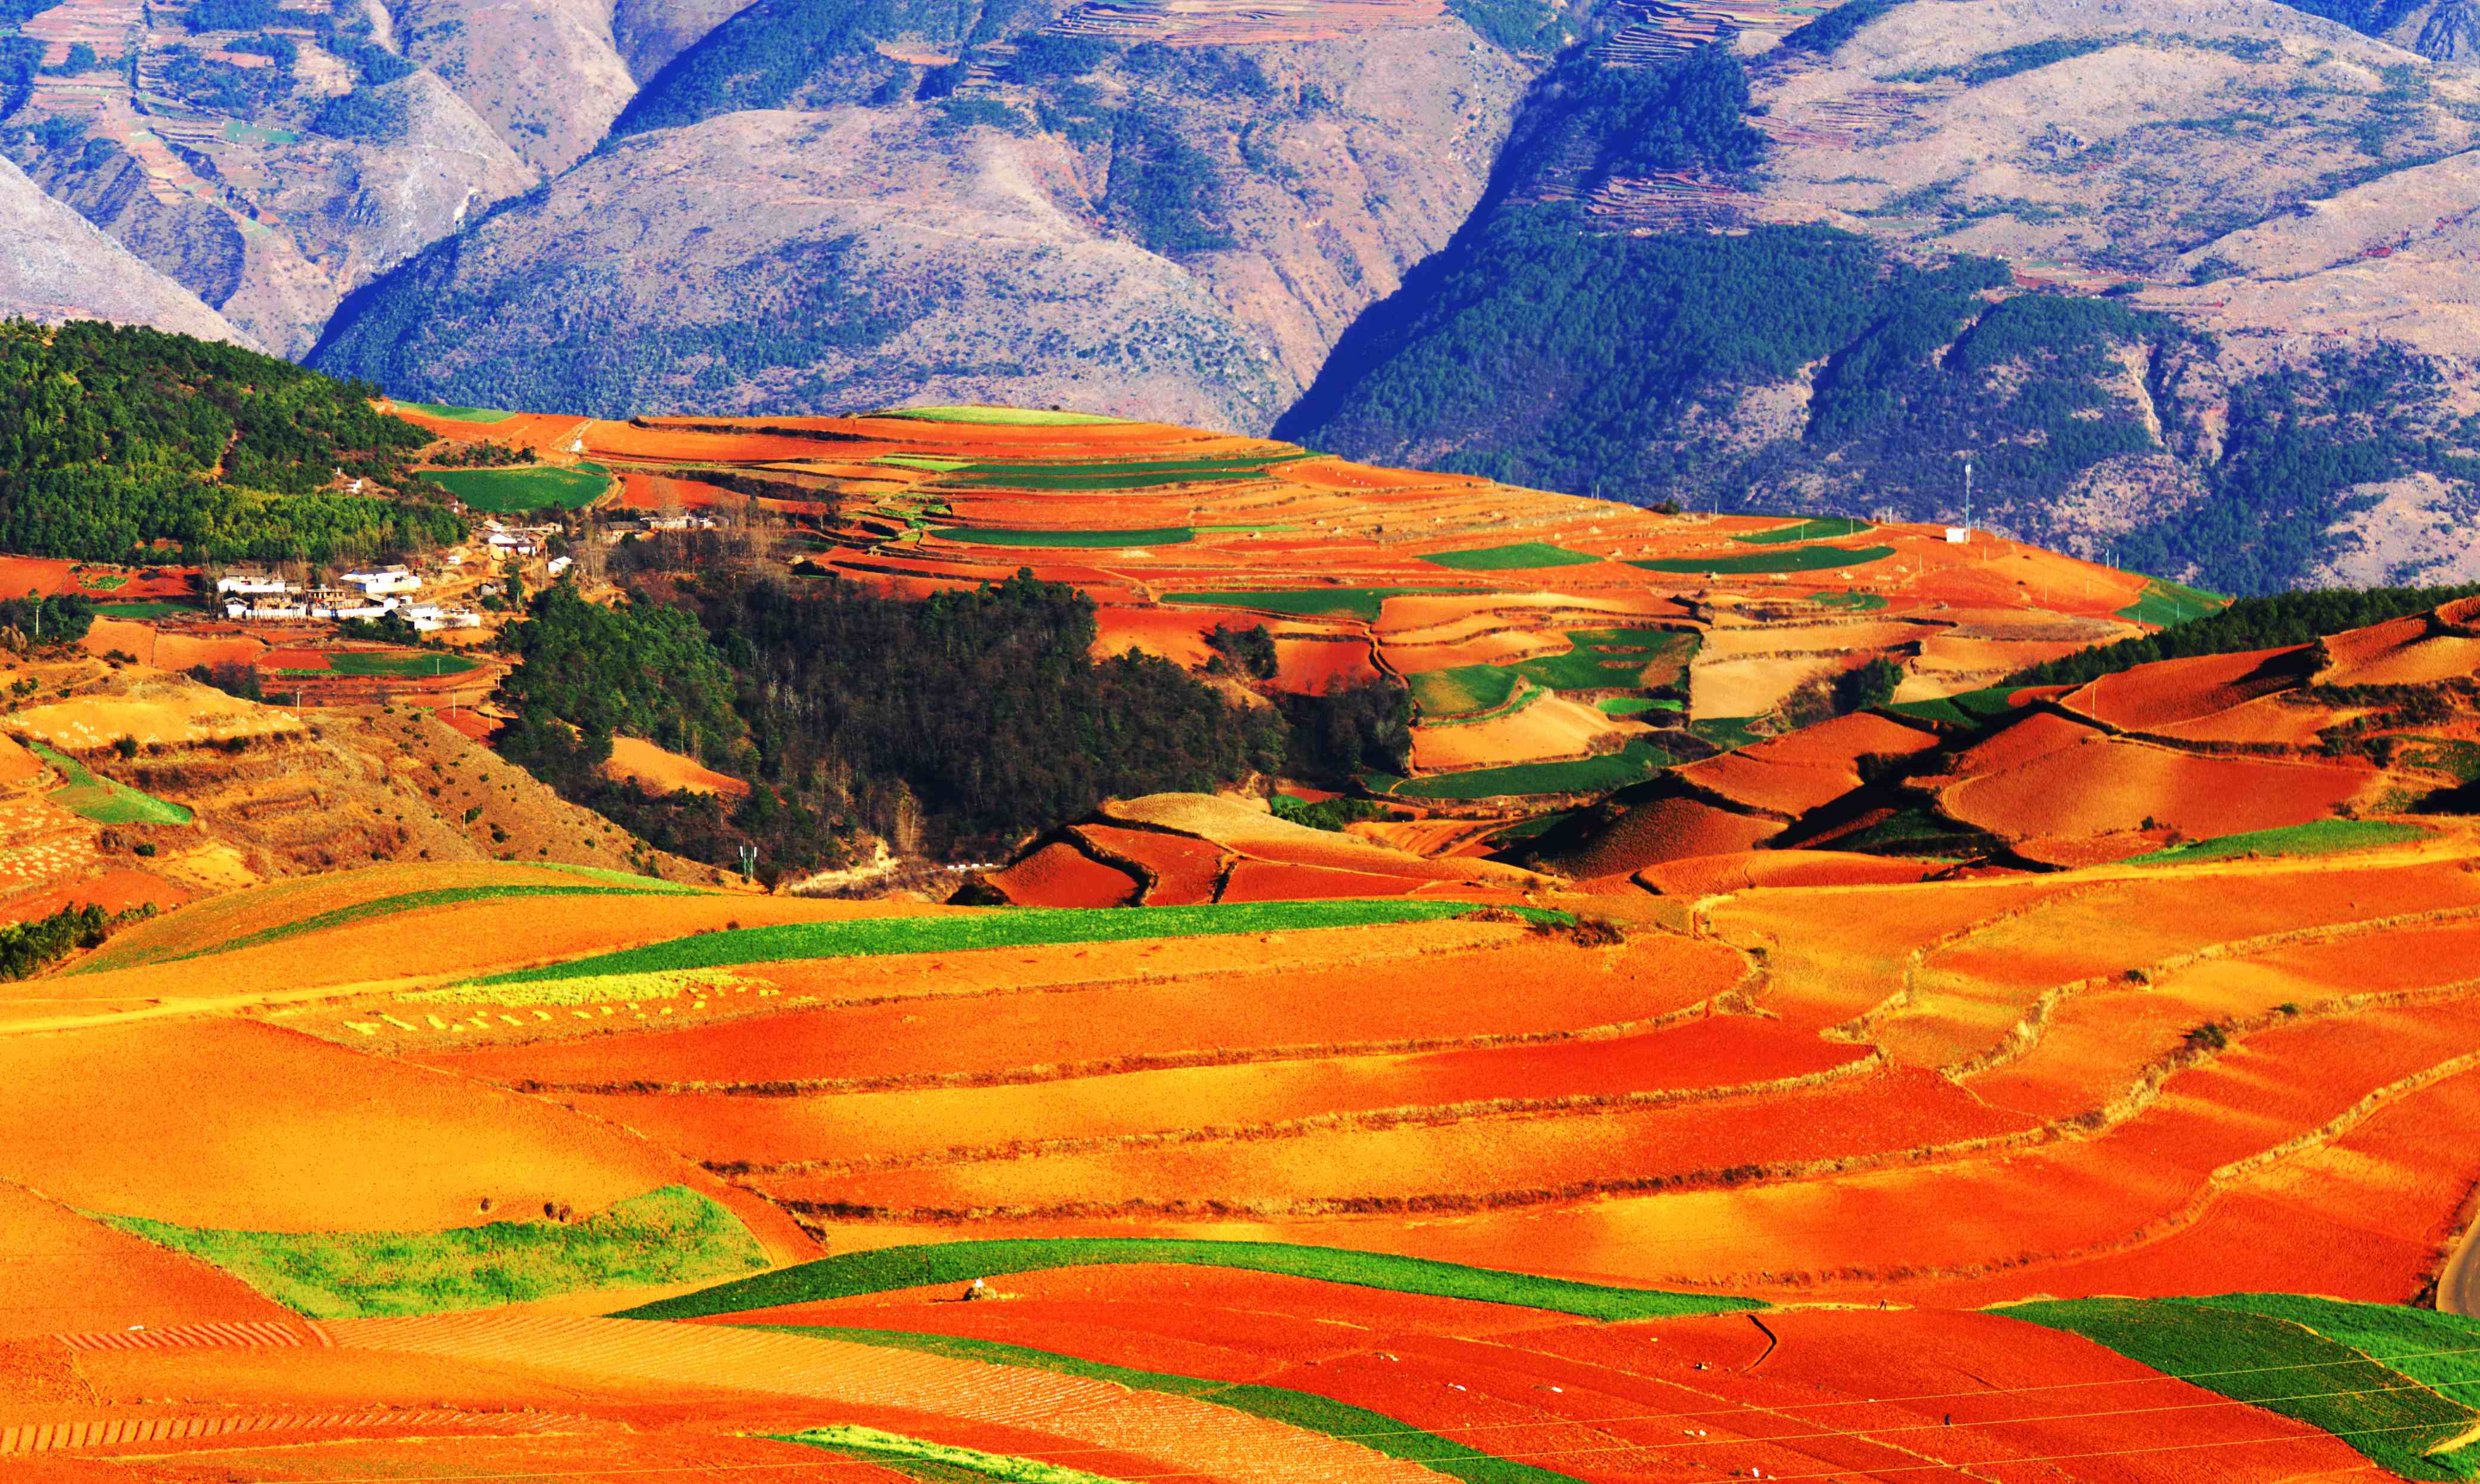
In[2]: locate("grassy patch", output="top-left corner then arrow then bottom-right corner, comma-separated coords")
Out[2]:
78,573 -> 129,591
289,650 -> 480,679
876,406 -> 1127,426
1598,696 -> 1679,716
1630,544 -> 1896,575
26,740 -> 191,825
1408,664 -> 1523,718
1885,684 -> 2028,728
754,1328 -> 1584,1484
393,401 -> 516,424
931,526 -> 1195,547
427,462 -> 612,513
95,601 -> 198,619
1418,542 -> 1603,571
1164,588 -> 1469,623
2118,577 -> 2229,627
619,1236 -> 1754,1324
2402,739 -> 2480,784
1511,629 -> 1694,692
2189,1296 -> 2480,1417
1806,589 -> 1888,611
874,455 -> 972,471
2128,819 -> 2428,866
1689,715 -> 1765,750
481,900 -> 1563,988
100,1186 -> 768,1320
774,1426 -> 1114,1483
2008,1297 -> 2479,1480
1387,741 -> 1673,800
1734,516 -> 1873,545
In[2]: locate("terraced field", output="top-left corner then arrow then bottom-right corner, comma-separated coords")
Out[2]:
390,408 -> 2162,810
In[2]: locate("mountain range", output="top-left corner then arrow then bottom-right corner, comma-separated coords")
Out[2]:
8,0 -> 2480,591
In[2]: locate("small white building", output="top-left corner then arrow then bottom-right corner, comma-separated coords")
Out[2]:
217,570 -> 296,596
340,565 -> 423,597
1944,526 -> 1971,545
403,604 -> 483,632
546,555 -> 573,578
227,595 -> 308,620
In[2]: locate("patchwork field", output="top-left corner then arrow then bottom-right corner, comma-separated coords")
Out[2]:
0,408 -> 2475,1484
392,406 -> 2171,812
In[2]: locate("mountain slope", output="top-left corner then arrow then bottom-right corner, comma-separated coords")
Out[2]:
1283,0 -> 2480,593
0,151 -> 252,344
311,24 -> 1526,427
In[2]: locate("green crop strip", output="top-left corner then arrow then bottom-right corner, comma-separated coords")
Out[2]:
25,740 -> 191,826
286,651 -> 480,678
1164,588 -> 1472,623
1408,664 -> 1523,718
1418,542 -> 1603,570
1805,589 -> 1888,610
2128,819 -> 2428,866
99,1186 -> 767,1320
2009,1296 -> 2480,1480
1630,544 -> 1896,575
616,1235 -> 1753,1323
426,462 -> 612,512
393,401 -> 516,423
1734,516 -> 1873,545
94,601 -> 199,618
2118,577 -> 2230,627
481,900 -> 1565,987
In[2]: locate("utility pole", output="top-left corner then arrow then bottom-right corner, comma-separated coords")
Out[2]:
1963,459 -> 1973,535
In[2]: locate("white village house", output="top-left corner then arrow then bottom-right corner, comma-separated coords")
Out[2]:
340,565 -> 423,597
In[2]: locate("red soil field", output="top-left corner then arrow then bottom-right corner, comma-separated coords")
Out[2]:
438,707 -> 500,742
1547,795 -> 1781,878
1270,637 -> 1380,694
0,868 -> 188,924
578,423 -> 830,464
1942,738 -> 2370,841
1215,859 -> 1434,901
255,647 -> 329,671
0,1181 -> 287,1339
1090,604 -> 1223,668
0,1017 -> 798,1243
1070,824 -> 1224,906
983,840 -> 1139,908
802,1064 -> 2033,1215
428,932 -> 1745,1091
1945,710 -> 2106,777
2319,606 -> 2480,684
2059,645 -> 2311,730
566,1013 -> 1873,1173
615,472 -> 734,510
1676,713 -> 1941,817
1634,849 -> 1944,895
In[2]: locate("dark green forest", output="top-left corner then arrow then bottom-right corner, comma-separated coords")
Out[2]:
0,319 -> 462,563
495,571 -> 1288,873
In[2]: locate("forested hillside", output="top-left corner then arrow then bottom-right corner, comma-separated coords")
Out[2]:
0,319 -> 461,563
495,571 -> 1288,874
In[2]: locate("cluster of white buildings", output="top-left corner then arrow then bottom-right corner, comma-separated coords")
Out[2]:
484,520 -> 561,558
216,565 -> 482,631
